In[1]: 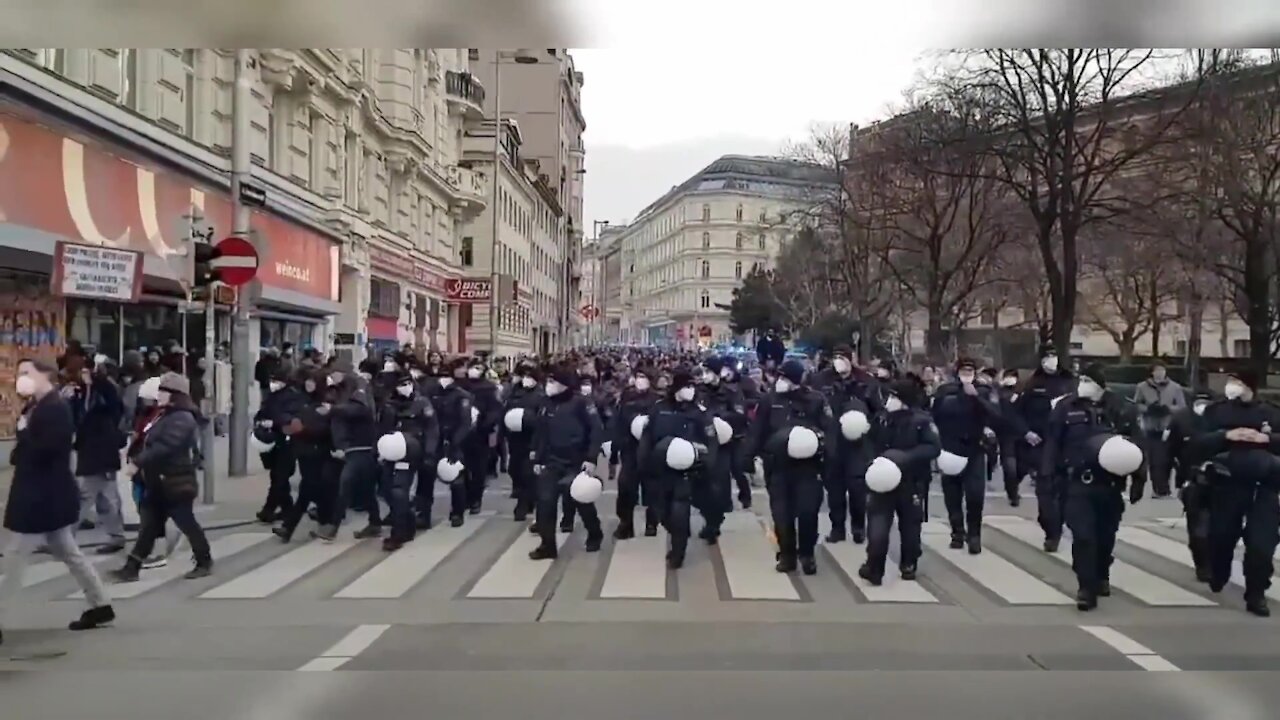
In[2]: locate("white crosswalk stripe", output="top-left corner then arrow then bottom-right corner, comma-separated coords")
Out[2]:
10,512 -> 1267,611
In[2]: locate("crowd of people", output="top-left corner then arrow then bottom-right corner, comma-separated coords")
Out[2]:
3,339 -> 1278,646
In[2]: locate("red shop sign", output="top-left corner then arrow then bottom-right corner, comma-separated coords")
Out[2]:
445,278 -> 492,303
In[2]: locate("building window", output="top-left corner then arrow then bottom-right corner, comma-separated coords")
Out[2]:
736,204 -> 743,222
759,209 -> 767,223
758,234 -> 766,250
1234,339 -> 1251,357
735,232 -> 744,250
121,48 -> 139,110
701,260 -> 710,279
1175,340 -> 1188,356
980,303 -> 997,326
700,290 -> 710,309
734,261 -> 742,280
182,50 -> 197,139
701,204 -> 710,222
701,231 -> 710,249
460,236 -> 474,266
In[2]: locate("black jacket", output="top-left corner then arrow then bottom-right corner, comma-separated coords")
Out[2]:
329,377 -> 377,451
73,375 -> 125,476
134,405 -> 201,502
532,392 -> 604,468
6,392 -> 79,534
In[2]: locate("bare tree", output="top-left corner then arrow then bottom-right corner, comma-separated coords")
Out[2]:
1076,221 -> 1182,362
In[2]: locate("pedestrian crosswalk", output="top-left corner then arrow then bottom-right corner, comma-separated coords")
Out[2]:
6,511 -> 1271,612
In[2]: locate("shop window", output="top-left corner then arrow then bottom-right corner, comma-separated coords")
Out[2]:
66,299 -> 123,361
368,277 -> 401,319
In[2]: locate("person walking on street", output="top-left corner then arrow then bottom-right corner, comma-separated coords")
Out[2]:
70,355 -> 127,553
1132,363 -> 1186,498
1,359 -> 116,645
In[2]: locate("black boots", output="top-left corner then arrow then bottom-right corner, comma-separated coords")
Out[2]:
1246,595 -> 1271,617
69,605 -> 115,631
614,521 -> 634,540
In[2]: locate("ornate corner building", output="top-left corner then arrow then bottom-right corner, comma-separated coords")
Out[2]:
0,48 -> 584,370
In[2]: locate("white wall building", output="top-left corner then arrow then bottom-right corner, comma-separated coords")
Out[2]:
618,155 -> 834,348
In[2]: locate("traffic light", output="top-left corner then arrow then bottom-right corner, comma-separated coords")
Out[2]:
192,242 -> 222,287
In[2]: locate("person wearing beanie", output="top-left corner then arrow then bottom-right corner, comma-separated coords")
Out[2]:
323,358 -> 382,540
694,356 -> 748,544
929,358 -> 1002,555
857,377 -> 940,587
371,367 -> 439,552
994,368 -> 1028,506
527,363 -> 606,561
1013,343 -> 1076,551
1191,369 -> 1280,617
743,357 -> 833,576
811,345 -> 877,545
253,365 -> 305,524
503,361 -> 544,522
1132,362 -> 1187,498
111,369 -> 212,583
1040,362 -> 1144,611
612,365 -> 662,539
419,357 -> 475,530
636,366 -> 718,569
460,358 -> 502,515
1165,389 -> 1217,584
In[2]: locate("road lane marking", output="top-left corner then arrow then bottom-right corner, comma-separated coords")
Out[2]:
718,512 -> 800,601
817,514 -> 937,603
70,533 -> 270,599
333,514 -> 489,599
296,623 -> 391,672
468,526 -> 570,598
921,526 -> 1073,605
201,537 -> 361,599
600,526 -> 670,599
1080,625 -> 1181,672
1116,526 -> 1280,600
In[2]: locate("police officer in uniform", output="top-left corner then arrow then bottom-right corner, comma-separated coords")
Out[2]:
931,359 -> 1002,554
254,368 -> 304,523
696,356 -> 747,544
1190,371 -> 1280,617
1166,390 -> 1215,582
502,360 -> 543,522
1014,344 -> 1076,550
419,358 -> 474,528
745,359 -> 834,575
463,359 -> 502,514
638,367 -> 717,569
1040,364 -> 1143,611
995,369 -> 1026,505
859,379 -> 939,585
375,370 -> 440,551
529,365 -> 605,560
323,362 -> 382,540
612,366 -> 660,539
812,345 -> 878,544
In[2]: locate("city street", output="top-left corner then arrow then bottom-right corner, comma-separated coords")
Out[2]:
4,473 -> 1280,719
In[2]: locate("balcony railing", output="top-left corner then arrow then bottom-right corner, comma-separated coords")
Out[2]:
445,71 -> 485,107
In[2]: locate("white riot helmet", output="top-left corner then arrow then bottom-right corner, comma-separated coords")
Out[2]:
937,450 -> 969,476
865,456 -> 902,493
1097,436 -> 1144,476
712,417 -> 733,445
630,414 -> 649,441
665,437 -> 696,470
436,457 -> 465,483
377,432 -> 408,462
786,426 -> 820,459
570,472 -> 604,503
839,410 -> 870,441
503,408 -> 525,433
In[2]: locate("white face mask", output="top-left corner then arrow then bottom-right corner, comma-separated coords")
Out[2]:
775,378 -> 792,394
327,375 -> 340,387
885,396 -> 905,413
467,367 -> 482,379
875,368 -> 890,379
1041,356 -> 1059,373
675,386 -> 696,402
833,358 -> 852,375
438,377 -> 454,389
581,385 -> 593,395
546,380 -> 566,397
410,369 -> 423,379
358,371 -> 372,381
1193,401 -> 1208,416
634,377 -> 650,391
521,376 -> 537,389
703,371 -> 718,385
383,361 -> 397,373
720,367 -> 733,381
156,390 -> 172,407
1224,381 -> 1245,400
396,384 -> 414,397
269,381 -> 285,393
15,374 -> 37,397
958,372 -> 975,385
1001,377 -> 1017,387
1077,379 -> 1103,401
304,381 -> 317,393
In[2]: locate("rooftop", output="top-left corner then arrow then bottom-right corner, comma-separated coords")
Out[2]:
629,154 -> 837,223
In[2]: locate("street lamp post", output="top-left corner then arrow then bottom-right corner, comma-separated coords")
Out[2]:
593,219 -> 609,344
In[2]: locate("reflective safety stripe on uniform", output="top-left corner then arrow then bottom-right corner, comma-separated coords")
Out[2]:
467,526 -> 571,598
1116,526 -> 1280,601
921,524 -> 1074,605
717,512 -> 800,600
986,516 -> 1214,606
335,514 -> 492,599
200,537 -> 362,599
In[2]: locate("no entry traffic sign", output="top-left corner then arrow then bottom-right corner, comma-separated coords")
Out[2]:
212,236 -> 259,286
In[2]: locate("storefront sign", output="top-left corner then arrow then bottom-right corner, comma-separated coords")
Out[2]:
445,278 -> 492,303
51,241 -> 143,302
369,246 -> 450,295
0,110 -> 339,303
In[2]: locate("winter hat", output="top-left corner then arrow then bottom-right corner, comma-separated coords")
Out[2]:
1230,369 -> 1260,391
1080,363 -> 1108,388
1039,343 -> 1057,359
779,359 -> 805,385
832,344 -> 854,359
955,357 -> 978,372
550,364 -> 578,388
887,379 -> 918,407
158,371 -> 190,396
704,356 -> 725,375
671,367 -> 696,392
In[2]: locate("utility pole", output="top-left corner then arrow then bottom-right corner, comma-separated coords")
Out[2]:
228,49 -> 254,477
488,49 -> 502,356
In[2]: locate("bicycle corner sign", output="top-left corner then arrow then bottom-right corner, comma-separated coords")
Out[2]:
444,278 -> 492,303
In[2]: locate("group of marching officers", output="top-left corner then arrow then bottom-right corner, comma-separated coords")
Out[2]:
247,343 -> 1279,617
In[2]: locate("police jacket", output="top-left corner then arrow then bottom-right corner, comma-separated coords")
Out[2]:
255,383 -> 306,444
994,385 -> 1025,439
429,381 -> 474,461
812,367 -> 884,417
531,392 -> 603,468
870,406 -> 941,488
133,404 -> 201,502
744,386 -> 836,465
465,378 -> 503,435
612,387 -> 659,459
930,381 -> 1001,457
1014,370 -> 1075,438
329,378 -> 377,451
376,391 -> 439,466
699,381 -> 749,439
293,391 -> 336,458
502,382 -> 543,439
1039,392 -> 1140,481
1188,398 -> 1280,487
1166,406 -> 1213,471
637,397 -> 718,475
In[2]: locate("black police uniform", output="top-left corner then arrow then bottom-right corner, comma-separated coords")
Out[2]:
612,384 -> 660,538
994,376 -> 1026,503
745,384 -> 834,574
276,376 -> 339,541
529,390 -> 605,559
1165,400 -> 1214,581
327,374 -> 382,537
1040,391 -> 1142,609
254,375 -> 305,522
1014,369 -> 1076,548
931,380 -> 1001,553
860,400 -> 939,584
463,373 -> 502,512
812,366 -> 878,543
502,378 -> 543,521
697,379 -> 748,541
1189,394 -> 1280,615
375,382 -> 439,548
420,379 -> 474,526
638,395 -> 718,568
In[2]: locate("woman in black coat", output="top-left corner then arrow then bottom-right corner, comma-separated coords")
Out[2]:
0,358 -> 115,646
71,363 -> 127,550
